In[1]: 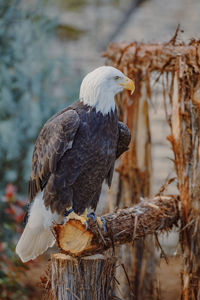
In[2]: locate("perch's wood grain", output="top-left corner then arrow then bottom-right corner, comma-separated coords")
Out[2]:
56,220 -> 95,256
50,253 -> 116,300
53,195 -> 180,257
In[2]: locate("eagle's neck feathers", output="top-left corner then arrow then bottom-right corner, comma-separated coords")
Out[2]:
80,88 -> 116,115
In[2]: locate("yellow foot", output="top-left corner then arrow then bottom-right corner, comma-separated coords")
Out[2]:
96,216 -> 103,228
65,208 -> 89,228
97,216 -> 106,232
64,208 -> 106,231
86,212 -> 106,232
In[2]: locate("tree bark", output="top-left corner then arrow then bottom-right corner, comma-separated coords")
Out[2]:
53,195 -> 179,257
50,253 -> 116,300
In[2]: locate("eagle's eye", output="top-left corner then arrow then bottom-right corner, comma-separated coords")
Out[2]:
114,76 -> 121,81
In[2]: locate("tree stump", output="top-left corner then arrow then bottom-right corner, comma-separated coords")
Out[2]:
50,253 -> 116,300
42,196 -> 179,299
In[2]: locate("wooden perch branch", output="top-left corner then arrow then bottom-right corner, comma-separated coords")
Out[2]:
53,195 -> 180,257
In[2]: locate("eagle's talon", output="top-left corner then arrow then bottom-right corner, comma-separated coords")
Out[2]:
96,216 -> 107,232
84,221 -> 89,231
63,208 -> 89,229
86,213 -> 107,231
87,212 -> 97,222
64,208 -> 74,217
64,207 -> 74,224
100,216 -> 107,232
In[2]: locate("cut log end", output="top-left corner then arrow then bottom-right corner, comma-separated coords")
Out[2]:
53,220 -> 97,256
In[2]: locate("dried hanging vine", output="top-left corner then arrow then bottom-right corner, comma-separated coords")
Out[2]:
103,35 -> 200,300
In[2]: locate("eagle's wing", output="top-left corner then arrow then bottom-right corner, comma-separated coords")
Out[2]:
116,121 -> 131,159
106,121 -> 131,187
28,109 -> 80,202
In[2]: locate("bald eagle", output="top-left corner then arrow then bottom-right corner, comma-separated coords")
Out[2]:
16,66 -> 134,262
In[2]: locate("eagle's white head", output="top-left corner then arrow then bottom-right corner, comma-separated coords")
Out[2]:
79,66 -> 135,115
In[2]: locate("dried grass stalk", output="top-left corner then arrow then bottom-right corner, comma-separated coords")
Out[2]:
104,38 -> 200,299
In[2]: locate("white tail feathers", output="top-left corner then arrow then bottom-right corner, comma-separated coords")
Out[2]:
16,223 -> 55,263
16,192 -> 61,263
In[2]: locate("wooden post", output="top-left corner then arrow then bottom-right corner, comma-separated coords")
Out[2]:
50,254 -> 116,300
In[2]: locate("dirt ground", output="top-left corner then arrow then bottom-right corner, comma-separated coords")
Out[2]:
22,255 -> 182,299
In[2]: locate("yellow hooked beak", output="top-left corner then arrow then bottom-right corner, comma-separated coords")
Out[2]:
118,76 -> 135,95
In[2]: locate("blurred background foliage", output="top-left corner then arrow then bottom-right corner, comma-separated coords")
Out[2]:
0,184 -> 29,300
0,0 -> 138,298
0,0 -> 81,298
0,0 -> 80,195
